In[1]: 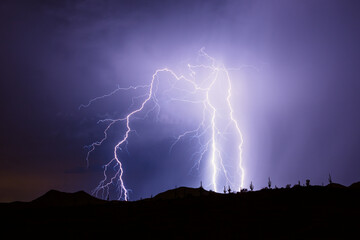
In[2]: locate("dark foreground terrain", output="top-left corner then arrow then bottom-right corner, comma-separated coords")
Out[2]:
1,183 -> 360,239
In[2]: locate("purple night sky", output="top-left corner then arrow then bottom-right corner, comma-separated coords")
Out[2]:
1,0 -> 360,202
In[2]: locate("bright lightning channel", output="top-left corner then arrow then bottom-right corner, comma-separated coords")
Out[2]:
81,49 -> 245,200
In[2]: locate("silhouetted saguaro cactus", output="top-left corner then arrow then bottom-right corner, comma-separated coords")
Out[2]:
268,177 -> 272,189
328,174 -> 332,184
250,181 -> 254,191
228,185 -> 231,194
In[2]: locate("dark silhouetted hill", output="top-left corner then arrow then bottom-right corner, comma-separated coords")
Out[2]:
31,189 -> 106,206
154,186 -> 217,199
326,183 -> 347,189
349,181 -> 360,189
1,182 -> 360,239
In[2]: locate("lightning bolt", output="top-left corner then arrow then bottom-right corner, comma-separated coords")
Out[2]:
81,48 -> 245,200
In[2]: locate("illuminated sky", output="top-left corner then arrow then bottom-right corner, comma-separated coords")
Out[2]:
1,0 -> 360,202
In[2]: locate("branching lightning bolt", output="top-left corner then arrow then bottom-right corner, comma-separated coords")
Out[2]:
81,49 -> 245,200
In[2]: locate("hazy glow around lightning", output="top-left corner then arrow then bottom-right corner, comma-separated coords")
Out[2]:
81,49 -> 245,200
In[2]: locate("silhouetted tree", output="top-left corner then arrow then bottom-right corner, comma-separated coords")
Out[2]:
306,179 -> 310,187
286,184 -> 291,189
298,180 -> 301,186
107,193 -> 110,201
268,177 -> 272,189
228,185 -> 231,194
250,181 -> 254,191
224,186 -> 226,194
328,173 -> 332,184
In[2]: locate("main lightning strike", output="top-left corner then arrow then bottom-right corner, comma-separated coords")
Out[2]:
81,49 -> 245,200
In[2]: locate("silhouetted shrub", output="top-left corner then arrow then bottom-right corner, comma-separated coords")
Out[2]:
241,188 -> 248,193
306,179 -> 310,187
286,184 -> 291,189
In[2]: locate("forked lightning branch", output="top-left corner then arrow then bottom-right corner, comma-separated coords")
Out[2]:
80,49 -> 245,201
